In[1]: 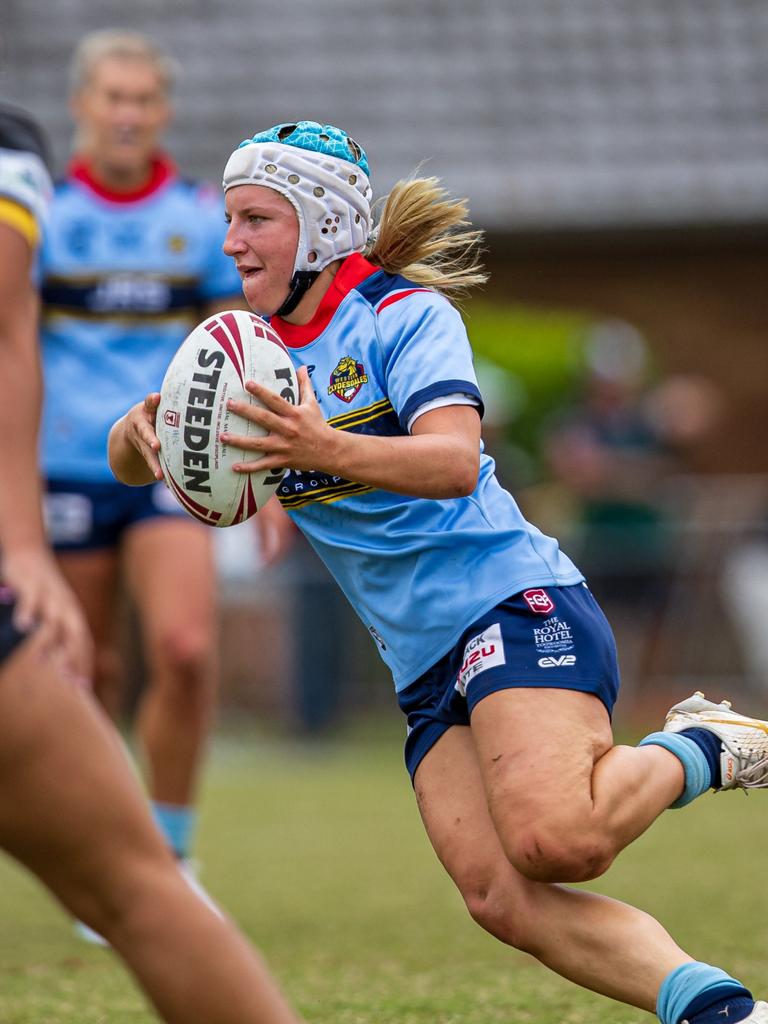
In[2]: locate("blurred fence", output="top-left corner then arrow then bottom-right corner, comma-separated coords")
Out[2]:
644,474 -> 768,695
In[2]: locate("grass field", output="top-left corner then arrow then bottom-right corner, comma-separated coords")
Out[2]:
1,715 -> 767,1024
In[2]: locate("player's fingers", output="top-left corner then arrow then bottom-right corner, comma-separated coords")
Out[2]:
31,594 -> 88,678
233,455 -> 285,474
29,610 -> 58,664
138,438 -> 163,479
143,392 -> 161,417
225,401 -> 285,435
297,366 -> 315,405
243,380 -> 294,414
11,587 -> 36,632
224,433 -> 285,460
139,425 -> 161,451
221,430 -> 263,450
58,615 -> 94,680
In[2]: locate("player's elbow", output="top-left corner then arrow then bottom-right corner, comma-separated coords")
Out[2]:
445,448 -> 480,498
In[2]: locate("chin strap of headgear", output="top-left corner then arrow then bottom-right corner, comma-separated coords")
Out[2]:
275,269 -> 320,317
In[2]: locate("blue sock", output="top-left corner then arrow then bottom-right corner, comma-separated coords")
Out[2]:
658,963 -> 753,1024
639,732 -> 712,807
151,801 -> 196,859
685,996 -> 754,1024
681,729 -> 723,789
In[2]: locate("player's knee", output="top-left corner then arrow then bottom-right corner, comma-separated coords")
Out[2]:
456,868 -> 533,951
155,627 -> 213,688
506,825 -> 614,883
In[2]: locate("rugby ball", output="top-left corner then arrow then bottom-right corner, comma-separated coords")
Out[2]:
156,310 -> 297,527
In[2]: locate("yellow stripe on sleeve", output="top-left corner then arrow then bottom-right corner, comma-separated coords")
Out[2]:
0,197 -> 39,248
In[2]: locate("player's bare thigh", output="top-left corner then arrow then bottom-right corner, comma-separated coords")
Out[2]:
56,547 -> 121,648
470,687 -> 615,881
0,633 -> 172,913
121,516 -> 218,665
473,685 -> 687,885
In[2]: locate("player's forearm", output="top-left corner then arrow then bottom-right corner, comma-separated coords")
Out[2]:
108,416 -> 157,486
0,301 -> 48,553
323,427 -> 479,499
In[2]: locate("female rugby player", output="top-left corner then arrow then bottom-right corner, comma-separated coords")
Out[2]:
110,120 -> 768,1024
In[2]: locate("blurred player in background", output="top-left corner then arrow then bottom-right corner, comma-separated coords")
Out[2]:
39,30 -> 243,871
0,106 -> 89,680
112,120 -> 768,1024
0,101 -> 302,1024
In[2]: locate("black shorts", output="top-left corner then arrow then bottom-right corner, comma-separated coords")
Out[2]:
0,586 -> 31,667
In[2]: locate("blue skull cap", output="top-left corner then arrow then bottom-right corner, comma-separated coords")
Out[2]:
238,121 -> 370,177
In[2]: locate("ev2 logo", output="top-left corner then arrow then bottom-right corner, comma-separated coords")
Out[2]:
538,654 -> 577,668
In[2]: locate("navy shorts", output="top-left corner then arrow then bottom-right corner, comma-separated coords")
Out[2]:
45,478 -> 188,551
398,583 -> 620,781
0,586 -> 30,667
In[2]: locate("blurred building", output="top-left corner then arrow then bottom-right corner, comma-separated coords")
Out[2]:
2,0 -> 766,231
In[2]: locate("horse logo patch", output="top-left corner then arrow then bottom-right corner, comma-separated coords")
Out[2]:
328,356 -> 368,403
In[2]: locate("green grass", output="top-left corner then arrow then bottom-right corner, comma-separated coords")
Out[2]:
1,717 -> 767,1023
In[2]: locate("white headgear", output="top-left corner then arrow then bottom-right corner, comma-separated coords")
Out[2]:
222,126 -> 373,278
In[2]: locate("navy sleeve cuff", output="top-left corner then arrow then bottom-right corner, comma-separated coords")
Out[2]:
398,380 -> 484,432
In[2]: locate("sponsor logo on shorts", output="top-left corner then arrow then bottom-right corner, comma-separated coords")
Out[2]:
533,616 -> 575,654
455,623 -> 505,696
538,655 -> 577,668
523,588 -> 555,615
43,492 -> 94,545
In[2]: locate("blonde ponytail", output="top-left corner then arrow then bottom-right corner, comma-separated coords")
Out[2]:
366,177 -> 487,300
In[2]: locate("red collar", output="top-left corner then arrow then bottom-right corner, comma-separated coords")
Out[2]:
68,153 -> 176,203
271,253 -> 379,348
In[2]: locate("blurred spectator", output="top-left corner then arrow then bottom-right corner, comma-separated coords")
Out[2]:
473,355 -> 534,489
38,29 -> 243,871
542,319 -> 722,691
721,505 -> 768,694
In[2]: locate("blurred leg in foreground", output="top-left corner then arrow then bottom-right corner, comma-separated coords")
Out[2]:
0,620 -> 301,1024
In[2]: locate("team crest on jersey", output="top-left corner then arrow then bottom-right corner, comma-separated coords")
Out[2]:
327,355 -> 368,403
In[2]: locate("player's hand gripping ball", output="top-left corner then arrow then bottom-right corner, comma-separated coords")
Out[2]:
156,310 -> 297,526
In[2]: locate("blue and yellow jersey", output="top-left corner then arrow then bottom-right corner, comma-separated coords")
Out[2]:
270,254 -> 584,691
39,155 -> 242,481
0,103 -> 52,249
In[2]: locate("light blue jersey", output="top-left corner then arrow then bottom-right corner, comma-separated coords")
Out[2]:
40,155 -> 242,481
270,253 -> 584,691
